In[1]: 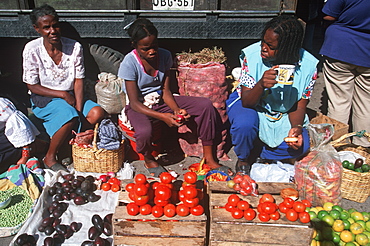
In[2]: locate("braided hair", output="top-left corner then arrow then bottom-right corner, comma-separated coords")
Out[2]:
30,4 -> 59,26
127,18 -> 158,46
262,15 -> 304,65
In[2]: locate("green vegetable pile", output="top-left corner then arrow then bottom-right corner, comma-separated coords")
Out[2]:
0,186 -> 33,227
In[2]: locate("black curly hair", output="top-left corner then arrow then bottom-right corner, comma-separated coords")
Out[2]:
30,4 -> 59,26
262,15 -> 304,65
126,18 -> 158,46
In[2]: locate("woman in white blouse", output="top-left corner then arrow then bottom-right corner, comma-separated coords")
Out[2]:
22,4 -> 106,171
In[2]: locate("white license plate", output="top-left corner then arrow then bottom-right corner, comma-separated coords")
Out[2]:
152,0 -> 195,10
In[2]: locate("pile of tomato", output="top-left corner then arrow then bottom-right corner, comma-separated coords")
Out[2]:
224,193 -> 312,224
125,172 -> 205,217
98,173 -> 121,193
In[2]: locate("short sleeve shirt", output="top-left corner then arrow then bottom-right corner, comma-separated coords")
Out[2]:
23,37 -> 85,91
320,0 -> 370,67
118,48 -> 173,100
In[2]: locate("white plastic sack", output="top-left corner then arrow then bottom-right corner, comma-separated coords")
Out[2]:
338,151 -> 365,163
250,161 -> 295,182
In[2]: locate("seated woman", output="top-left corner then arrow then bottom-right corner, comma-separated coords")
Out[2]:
226,15 -> 319,175
22,4 -> 106,171
118,18 -> 232,177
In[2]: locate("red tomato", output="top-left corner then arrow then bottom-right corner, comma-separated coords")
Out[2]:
178,190 -> 186,202
231,208 -> 244,219
151,181 -> 160,190
154,197 -> 169,207
128,191 -> 135,201
261,202 -> 277,214
183,186 -> 198,199
155,185 -> 172,200
259,194 -> 275,203
176,204 -> 190,217
257,203 -> 263,213
184,172 -> 197,184
298,211 -> 310,223
190,205 -> 204,216
125,183 -> 135,193
278,202 -> 289,213
183,197 -> 199,208
244,208 -> 256,221
286,209 -> 298,222
233,183 -> 242,191
233,174 -> 243,184
134,194 -> 149,206
283,198 -> 294,208
237,200 -> 250,211
126,202 -> 139,216
108,177 -> 121,186
111,184 -> 120,192
240,187 -> 252,196
152,205 -> 164,218
270,211 -> 280,221
140,204 -> 152,215
162,183 -> 174,190
292,201 -> 306,213
163,204 -> 176,217
301,199 -> 311,208
258,212 -> 270,222
134,183 -> 148,196
240,179 -> 251,189
101,183 -> 111,191
159,172 -> 173,184
227,194 -> 241,206
181,182 -> 196,188
134,174 -> 147,184
225,203 -> 235,212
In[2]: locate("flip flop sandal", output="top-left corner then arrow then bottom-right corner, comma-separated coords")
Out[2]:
48,163 -> 68,172
144,165 -> 167,178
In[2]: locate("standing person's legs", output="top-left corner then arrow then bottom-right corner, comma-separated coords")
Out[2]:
323,58 -> 355,125
352,66 -> 370,147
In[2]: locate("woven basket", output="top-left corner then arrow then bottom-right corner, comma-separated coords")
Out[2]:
330,131 -> 370,203
72,124 -> 124,173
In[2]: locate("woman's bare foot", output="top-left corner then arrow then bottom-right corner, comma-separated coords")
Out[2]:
43,155 -> 58,168
144,154 -> 160,169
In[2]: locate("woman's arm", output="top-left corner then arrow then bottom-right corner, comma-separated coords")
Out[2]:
286,98 -> 308,150
241,68 -> 278,108
27,83 -> 76,106
74,78 -> 84,111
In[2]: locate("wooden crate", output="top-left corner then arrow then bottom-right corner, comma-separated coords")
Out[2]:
208,181 -> 313,246
113,180 -> 207,246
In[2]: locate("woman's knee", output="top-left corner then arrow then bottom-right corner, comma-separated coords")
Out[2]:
86,106 -> 106,124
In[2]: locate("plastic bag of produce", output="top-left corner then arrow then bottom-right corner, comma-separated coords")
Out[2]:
294,123 -> 342,207
95,72 -> 126,114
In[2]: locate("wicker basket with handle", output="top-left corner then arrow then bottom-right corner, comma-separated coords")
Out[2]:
330,131 -> 370,203
72,123 -> 125,173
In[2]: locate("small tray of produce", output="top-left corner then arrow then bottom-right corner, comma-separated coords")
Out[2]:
10,171 -> 120,246
113,172 -> 207,246
208,174 -> 314,246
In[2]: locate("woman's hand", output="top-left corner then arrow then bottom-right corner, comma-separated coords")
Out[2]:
161,113 -> 184,127
258,67 -> 278,89
286,126 -> 303,150
62,91 -> 76,107
174,108 -> 190,122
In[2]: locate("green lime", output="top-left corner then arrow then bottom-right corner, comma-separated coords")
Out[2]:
341,211 -> 351,220
342,160 -> 350,168
309,211 -> 318,220
330,210 -> 341,220
318,210 -> 330,220
343,219 -> 351,230
361,212 -> 370,222
361,164 -> 370,172
355,167 -> 363,173
322,214 -> 335,226
333,233 -> 341,244
348,162 -> 355,170
333,205 -> 344,213
349,208 -> 358,215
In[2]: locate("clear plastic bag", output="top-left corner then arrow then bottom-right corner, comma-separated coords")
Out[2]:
294,123 -> 343,206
